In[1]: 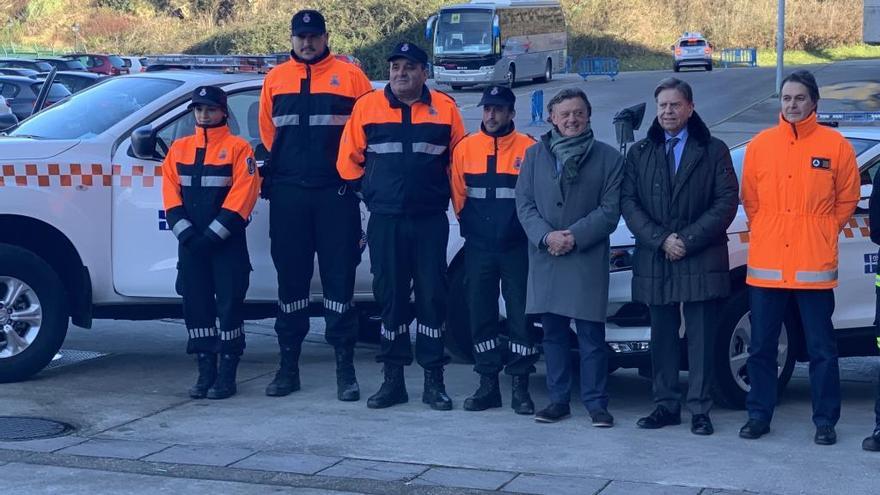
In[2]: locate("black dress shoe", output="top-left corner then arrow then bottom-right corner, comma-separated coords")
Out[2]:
534,403 -> 571,423
739,419 -> 770,439
691,414 -> 714,436
590,409 -> 614,428
862,430 -> 880,451
636,406 -> 681,429
814,425 -> 837,445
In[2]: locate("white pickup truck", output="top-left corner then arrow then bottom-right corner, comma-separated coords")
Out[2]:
1,70 -> 878,408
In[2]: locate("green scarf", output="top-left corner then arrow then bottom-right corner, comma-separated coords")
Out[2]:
544,126 -> 595,184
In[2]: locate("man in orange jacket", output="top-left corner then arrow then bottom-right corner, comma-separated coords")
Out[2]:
258,10 -> 373,402
162,86 -> 261,400
450,86 -> 538,414
739,70 -> 860,444
337,42 -> 465,411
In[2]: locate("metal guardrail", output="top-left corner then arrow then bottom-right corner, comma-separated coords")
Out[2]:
720,48 -> 757,68
0,45 -> 58,58
576,57 -> 619,81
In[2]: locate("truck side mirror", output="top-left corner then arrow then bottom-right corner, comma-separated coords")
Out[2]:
131,124 -> 159,160
426,15 -> 437,41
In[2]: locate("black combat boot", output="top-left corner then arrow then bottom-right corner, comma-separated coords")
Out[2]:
510,375 -> 535,415
463,373 -> 501,411
206,354 -> 239,400
366,364 -> 408,409
265,345 -> 301,396
335,346 -> 360,401
422,367 -> 453,411
188,353 -> 217,399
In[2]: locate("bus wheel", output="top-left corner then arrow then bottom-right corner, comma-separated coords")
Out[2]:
535,59 -> 552,83
505,65 -> 516,88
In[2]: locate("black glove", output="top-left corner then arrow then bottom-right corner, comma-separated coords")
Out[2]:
259,163 -> 273,200
183,233 -> 215,254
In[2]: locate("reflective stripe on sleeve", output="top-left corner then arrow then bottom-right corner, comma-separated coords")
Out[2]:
466,186 -> 486,199
309,114 -> 350,126
208,220 -> 231,240
172,218 -> 193,238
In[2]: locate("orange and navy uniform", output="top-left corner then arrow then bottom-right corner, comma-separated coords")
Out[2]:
450,125 -> 535,250
741,112 -> 860,289
162,124 -> 261,243
259,50 -> 372,187
337,85 -> 465,215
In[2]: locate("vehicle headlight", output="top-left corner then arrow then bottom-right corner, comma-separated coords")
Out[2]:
479,66 -> 494,72
610,246 -> 635,272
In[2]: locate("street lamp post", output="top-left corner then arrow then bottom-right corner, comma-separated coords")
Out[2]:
776,0 -> 785,95
72,24 -> 80,53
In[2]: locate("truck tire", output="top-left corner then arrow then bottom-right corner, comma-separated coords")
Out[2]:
712,288 -> 796,409
0,243 -> 68,383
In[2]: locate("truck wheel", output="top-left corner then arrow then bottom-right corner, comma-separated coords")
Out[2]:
712,288 -> 796,409
0,244 -> 68,383
444,257 -> 474,363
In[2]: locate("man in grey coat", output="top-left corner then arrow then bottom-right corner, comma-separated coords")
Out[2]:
621,78 -> 738,435
516,88 -> 623,427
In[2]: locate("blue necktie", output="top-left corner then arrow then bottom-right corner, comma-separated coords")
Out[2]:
666,137 -> 680,177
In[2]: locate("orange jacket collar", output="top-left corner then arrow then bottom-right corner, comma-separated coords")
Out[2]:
289,49 -> 334,74
476,125 -> 520,149
193,124 -> 231,147
778,111 -> 819,140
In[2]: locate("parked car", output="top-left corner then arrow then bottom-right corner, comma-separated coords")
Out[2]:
36,57 -> 87,72
0,94 -> 11,115
0,75 -> 72,120
671,32 -> 714,72
0,58 -> 54,73
0,95 -> 17,131
38,71 -> 106,94
63,54 -> 128,76
120,56 -> 148,73
0,67 -> 38,78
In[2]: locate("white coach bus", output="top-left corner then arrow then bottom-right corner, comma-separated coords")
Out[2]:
426,0 -> 567,90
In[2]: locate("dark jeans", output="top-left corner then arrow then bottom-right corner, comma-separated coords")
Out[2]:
746,287 -> 840,427
541,313 -> 609,413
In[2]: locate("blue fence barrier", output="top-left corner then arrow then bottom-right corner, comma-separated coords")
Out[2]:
576,57 -> 619,81
720,48 -> 757,68
565,55 -> 574,73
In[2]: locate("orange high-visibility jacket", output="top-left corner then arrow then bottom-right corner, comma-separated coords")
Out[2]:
162,124 -> 261,243
450,126 -> 535,250
741,112 -> 860,289
259,51 -> 372,188
336,85 -> 465,215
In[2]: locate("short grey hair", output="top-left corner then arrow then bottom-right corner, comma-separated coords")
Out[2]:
546,88 -> 591,124
654,77 -> 693,103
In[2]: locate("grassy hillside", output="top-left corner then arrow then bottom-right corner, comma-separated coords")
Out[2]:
0,0 -> 866,78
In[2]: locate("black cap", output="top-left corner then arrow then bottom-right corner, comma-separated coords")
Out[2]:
478,85 -> 515,108
291,10 -> 326,36
387,42 -> 428,65
188,86 -> 227,111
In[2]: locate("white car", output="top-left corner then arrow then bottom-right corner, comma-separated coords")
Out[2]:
0,95 -> 10,115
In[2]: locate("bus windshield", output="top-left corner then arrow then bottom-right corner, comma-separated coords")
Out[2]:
434,10 -> 493,56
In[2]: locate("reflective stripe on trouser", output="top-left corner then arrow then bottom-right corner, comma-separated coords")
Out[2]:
269,184 -> 361,349
368,212 -> 449,368
464,241 -> 538,376
746,287 -> 840,427
177,236 -> 250,356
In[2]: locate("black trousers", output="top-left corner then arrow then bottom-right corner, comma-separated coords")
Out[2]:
368,212 -> 449,369
177,237 -> 250,356
269,184 -> 361,349
648,300 -> 718,415
465,241 -> 538,376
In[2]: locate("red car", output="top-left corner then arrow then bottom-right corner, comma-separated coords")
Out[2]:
63,54 -> 129,76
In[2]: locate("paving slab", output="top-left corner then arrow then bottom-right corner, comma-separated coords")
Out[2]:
0,435 -> 88,453
502,472 -> 610,494
231,451 -> 342,475
3,462 -> 366,495
317,458 -> 427,482
57,438 -> 172,460
143,444 -> 255,467
598,480 -> 701,495
413,466 -> 517,491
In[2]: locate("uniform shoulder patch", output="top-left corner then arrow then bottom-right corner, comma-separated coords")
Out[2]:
247,156 -> 256,175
